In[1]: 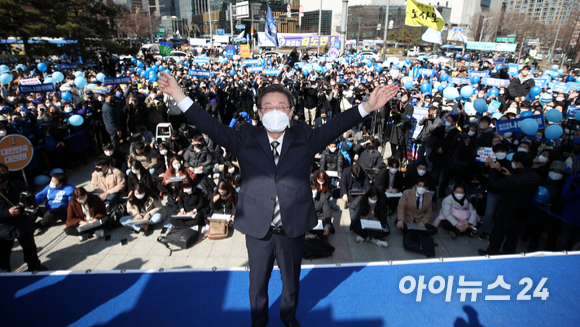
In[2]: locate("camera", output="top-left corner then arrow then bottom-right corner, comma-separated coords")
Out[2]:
19,191 -> 38,215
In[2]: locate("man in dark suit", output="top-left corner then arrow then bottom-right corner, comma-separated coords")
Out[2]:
101,93 -> 122,150
158,71 -> 397,327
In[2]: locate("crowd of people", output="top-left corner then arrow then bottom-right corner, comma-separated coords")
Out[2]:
0,44 -> 580,272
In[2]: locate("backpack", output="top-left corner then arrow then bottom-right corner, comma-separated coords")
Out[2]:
302,236 -> 335,259
403,232 -> 436,258
157,227 -> 201,256
108,202 -> 127,228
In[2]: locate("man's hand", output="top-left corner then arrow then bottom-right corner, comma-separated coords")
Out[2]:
418,222 -> 425,228
361,84 -> 399,113
342,194 -> 348,204
489,161 -> 501,170
195,167 -> 203,174
213,194 -> 220,203
396,221 -> 404,229
159,71 -> 186,103
323,226 -> 330,236
179,209 -> 186,215
143,214 -> 151,220
116,131 -> 122,136
100,192 -> 109,200
135,214 -> 143,220
500,167 -> 511,176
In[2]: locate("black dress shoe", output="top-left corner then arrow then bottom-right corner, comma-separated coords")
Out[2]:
285,321 -> 301,327
478,249 -> 488,256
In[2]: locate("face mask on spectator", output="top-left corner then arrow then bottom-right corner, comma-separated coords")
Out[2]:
511,162 -> 518,170
228,167 -> 235,174
173,163 -> 181,170
131,169 -> 140,175
454,193 -> 464,200
504,132 -> 513,138
98,96 -> 104,101
64,107 -> 73,113
477,93 -> 484,98
556,97 -> 564,102
368,198 -> 378,205
49,182 -> 58,188
416,187 -> 426,195
548,171 -> 563,180
445,120 -> 453,127
329,146 -> 336,153
517,147 -> 528,153
538,155 -> 548,163
479,123 -> 488,130
495,152 -> 507,160
159,149 -> 167,155
183,188 -> 192,194
77,197 -> 87,204
417,169 -> 426,176
468,131 -> 476,137
135,193 -> 145,200
389,168 -> 398,174
219,191 -> 228,196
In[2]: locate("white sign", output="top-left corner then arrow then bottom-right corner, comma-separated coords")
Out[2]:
20,78 -> 41,85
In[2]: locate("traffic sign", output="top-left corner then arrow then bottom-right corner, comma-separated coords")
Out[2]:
0,135 -> 34,171
287,4 -> 291,12
216,28 -> 225,35
299,5 -> 304,17
236,24 -> 245,29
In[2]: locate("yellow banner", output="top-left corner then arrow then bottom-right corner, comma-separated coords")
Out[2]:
405,0 -> 445,32
240,44 -> 251,58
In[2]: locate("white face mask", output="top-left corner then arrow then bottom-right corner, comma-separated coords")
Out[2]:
159,150 -> 167,155
445,121 -> 453,127
77,197 -> 87,204
183,188 -> 193,194
499,91 -> 505,95
98,97 -> 104,102
517,147 -> 528,153
329,147 -> 337,153
538,155 -> 548,163
454,193 -> 465,200
131,169 -> 140,175
556,97 -> 564,102
389,168 -> 398,174
495,152 -> 507,160
468,131 -> 476,137
548,171 -> 563,181
49,182 -> 58,188
504,132 -> 513,138
135,193 -> 145,200
417,169 -> 426,176
104,151 -> 113,156
511,162 -> 518,170
416,187 -> 426,195
368,198 -> 378,205
173,163 -> 181,170
64,107 -> 73,113
252,121 -> 257,126
477,94 -> 484,98
261,110 -> 289,133
228,167 -> 235,174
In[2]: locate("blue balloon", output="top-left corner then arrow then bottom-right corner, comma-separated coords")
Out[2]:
151,65 -> 158,72
131,58 -> 137,63
230,69 -> 236,76
137,61 -> 144,68
184,61 -> 189,66
37,63 -> 47,72
375,64 -> 382,73
34,175 -> 50,186
406,59 -> 411,65
437,85 -> 445,92
460,85 -> 474,98
96,73 -> 106,83
68,115 -> 84,126
74,76 -> 87,88
52,71 -> 64,82
520,111 -> 533,118
61,92 -> 72,102
558,69 -> 564,75
545,125 -> 563,140
545,109 -> 563,123
159,66 -> 165,72
50,168 -> 64,176
74,71 -> 83,78
0,73 -> 12,85
521,118 -> 539,135
443,87 -> 459,100
534,186 -> 551,204
53,64 -> 61,71
474,99 -> 488,113
421,82 -> 430,94
576,77 -> 580,82
440,74 -> 449,82
551,65 -> 559,71
44,78 -> 55,85
507,153 -> 514,161
553,72 -> 560,78
149,75 -> 157,82
404,81 -> 414,90
488,88 -> 499,97
530,86 -> 541,97
470,76 -> 480,84
539,94 -> 552,104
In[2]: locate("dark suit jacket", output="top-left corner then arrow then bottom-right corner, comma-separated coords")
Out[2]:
374,170 -> 405,193
102,101 -> 122,133
340,166 -> 371,198
183,101 -> 365,238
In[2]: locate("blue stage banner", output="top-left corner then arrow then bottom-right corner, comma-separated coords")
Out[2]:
264,68 -> 281,76
496,114 -> 546,134
188,70 -> 214,78
246,66 -> 263,73
242,59 -> 261,66
448,77 -> 470,85
481,77 -> 510,88
533,78 -> 550,88
468,70 -> 490,77
18,83 -> 55,94
61,64 -> 77,70
104,76 -> 131,86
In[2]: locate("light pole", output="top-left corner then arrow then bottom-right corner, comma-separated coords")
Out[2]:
479,17 -> 493,42
318,0 -> 322,55
381,0 -> 391,61
208,0 -> 213,49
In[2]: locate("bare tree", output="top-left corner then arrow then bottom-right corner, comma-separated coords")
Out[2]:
114,7 -> 159,42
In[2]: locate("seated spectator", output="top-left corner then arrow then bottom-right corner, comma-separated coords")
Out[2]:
126,159 -> 153,191
314,109 -> 329,129
160,156 -> 196,207
433,185 -> 479,239
213,146 -> 236,172
340,163 -> 371,209
184,135 -> 214,176
349,188 -> 389,247
319,140 -> 343,178
65,187 -> 110,240
404,160 -> 436,192
219,161 -> 241,191
356,139 -> 384,170
167,129 -> 189,156
312,172 -> 334,237
139,125 -> 156,147
170,180 -> 206,230
210,181 -> 237,225
395,178 -> 437,235
102,143 -> 126,171
91,157 -> 126,206
120,183 -> 166,235
375,158 -> 404,194
155,142 -> 174,176
130,140 -> 159,175
34,173 -> 75,230
465,173 -> 487,216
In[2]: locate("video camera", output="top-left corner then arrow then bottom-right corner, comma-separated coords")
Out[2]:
19,191 -> 38,215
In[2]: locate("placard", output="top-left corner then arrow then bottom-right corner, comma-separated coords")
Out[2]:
481,77 -> 510,88
18,83 -> 55,94
0,135 -> 34,171
188,70 -> 214,78
495,114 -> 545,134
104,76 -> 131,86
476,147 -> 496,162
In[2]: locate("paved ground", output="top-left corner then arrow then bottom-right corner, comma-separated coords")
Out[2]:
8,145 -> 540,273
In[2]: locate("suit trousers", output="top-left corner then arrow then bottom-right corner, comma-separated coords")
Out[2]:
0,232 -> 41,272
246,231 -> 305,327
304,107 -> 317,126
487,213 -> 523,255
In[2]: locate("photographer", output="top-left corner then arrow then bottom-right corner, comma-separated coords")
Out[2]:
417,105 -> 442,170
0,164 -> 46,272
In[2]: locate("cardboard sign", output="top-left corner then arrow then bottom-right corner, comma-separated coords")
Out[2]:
481,77 -> 510,88
18,83 -> 55,94
495,114 -> 546,134
476,147 -> 496,163
19,78 -> 41,85
104,76 -> 131,86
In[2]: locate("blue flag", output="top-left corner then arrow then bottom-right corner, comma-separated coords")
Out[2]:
265,5 -> 278,48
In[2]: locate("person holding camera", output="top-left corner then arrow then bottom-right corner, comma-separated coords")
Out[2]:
417,105 -> 442,170
0,164 -> 46,272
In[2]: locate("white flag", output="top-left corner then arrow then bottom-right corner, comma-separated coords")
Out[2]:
237,30 -> 245,39
422,28 -> 442,45
458,32 -> 468,43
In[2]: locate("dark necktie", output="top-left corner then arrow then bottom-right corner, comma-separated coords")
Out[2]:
417,196 -> 421,210
271,141 -> 281,227
271,141 -> 280,165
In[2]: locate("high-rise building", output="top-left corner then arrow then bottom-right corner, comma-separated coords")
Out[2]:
490,0 -> 577,25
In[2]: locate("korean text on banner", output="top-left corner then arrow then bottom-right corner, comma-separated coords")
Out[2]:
405,0 -> 445,32
496,114 -> 546,134
104,76 -> 131,86
18,83 -> 55,94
